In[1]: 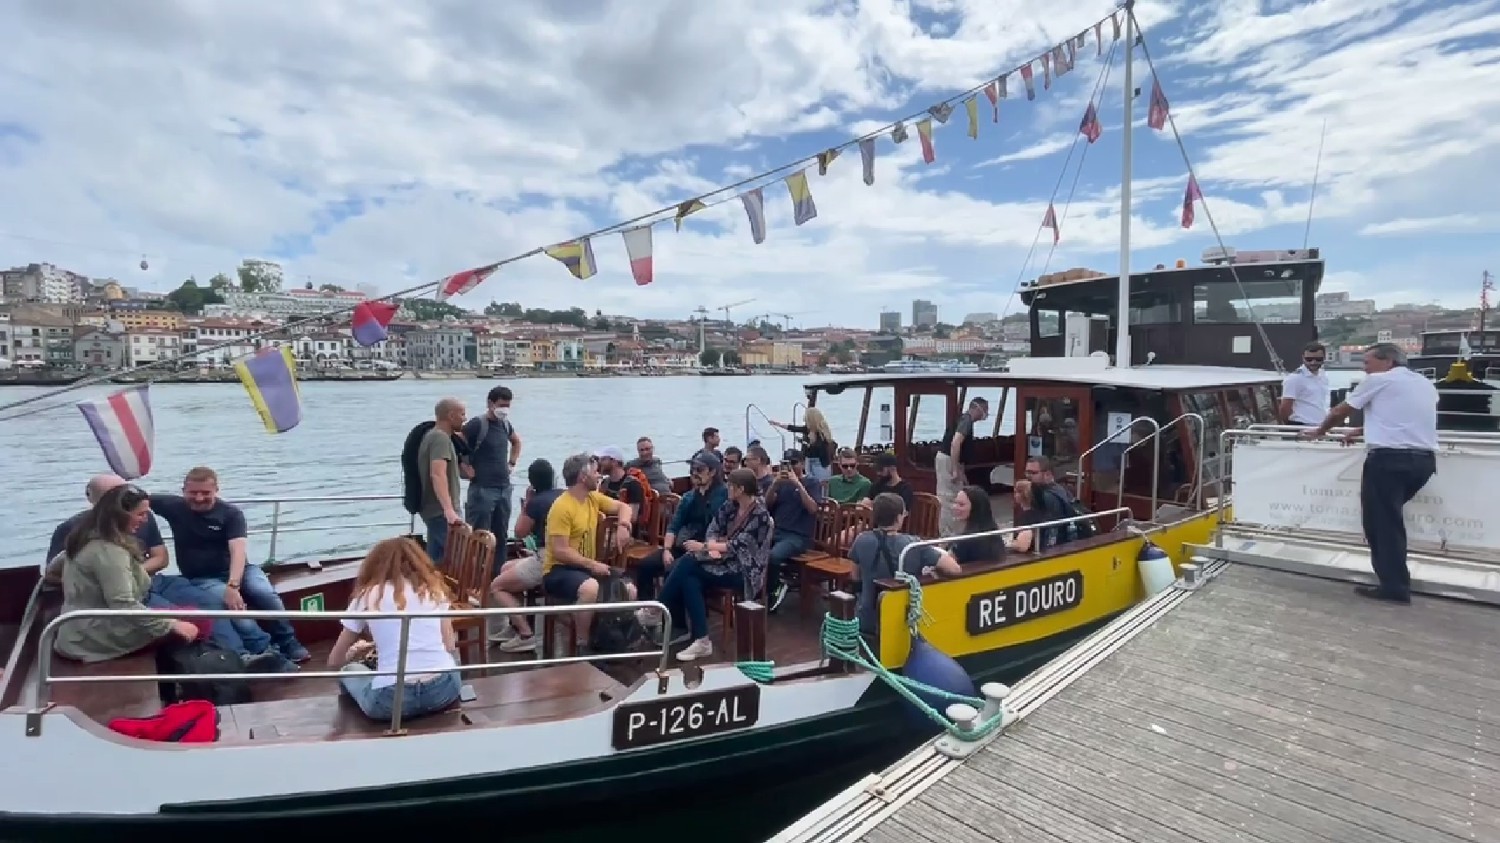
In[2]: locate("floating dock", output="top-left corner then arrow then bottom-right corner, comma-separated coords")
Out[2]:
775,555 -> 1500,842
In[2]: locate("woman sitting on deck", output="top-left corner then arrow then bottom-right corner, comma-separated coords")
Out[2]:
328,537 -> 462,721
55,485 -> 204,663
653,468 -> 772,663
948,486 -> 1005,564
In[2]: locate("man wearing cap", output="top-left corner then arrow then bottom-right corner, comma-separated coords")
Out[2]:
593,445 -> 646,533
633,452 -> 727,610
764,448 -> 824,612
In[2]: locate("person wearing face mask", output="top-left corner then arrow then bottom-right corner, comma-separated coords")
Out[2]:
462,385 -> 523,575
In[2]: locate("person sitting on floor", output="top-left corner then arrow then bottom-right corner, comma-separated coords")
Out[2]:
328,537 -> 462,721
54,485 -> 203,663
647,468 -> 773,662
849,492 -> 961,635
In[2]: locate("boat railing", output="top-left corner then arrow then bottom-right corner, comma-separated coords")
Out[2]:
745,403 -> 787,453
1074,415 -> 1165,516
27,600 -> 676,737
1160,412 -> 1206,512
153,494 -> 416,566
792,401 -> 807,428
894,506 -> 1135,571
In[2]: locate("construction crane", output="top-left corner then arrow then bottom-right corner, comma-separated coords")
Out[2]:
747,311 -> 806,331
718,298 -> 755,327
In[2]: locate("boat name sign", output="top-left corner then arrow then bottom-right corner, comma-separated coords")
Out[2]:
966,571 -> 1084,636
611,685 -> 761,751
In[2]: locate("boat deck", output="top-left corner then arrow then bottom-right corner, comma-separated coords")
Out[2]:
777,560 -> 1500,842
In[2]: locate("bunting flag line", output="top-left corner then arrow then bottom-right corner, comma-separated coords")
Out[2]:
1147,77 -> 1171,131
741,188 -> 767,244
858,138 -> 876,185
785,171 -> 818,226
928,102 -> 954,124
816,148 -> 840,175
983,80 -> 1000,121
1181,176 -> 1203,229
891,122 -> 909,143
1095,21 -> 1104,55
436,263 -> 500,301
621,226 -> 653,286
916,118 -> 936,163
1042,202 -> 1061,245
1021,63 -> 1036,100
674,199 -> 707,231
77,385 -> 154,480
1041,52 -> 1052,89
1112,11 -> 1122,40
965,97 -> 980,139
1079,102 -> 1102,143
1052,45 -> 1069,77
351,300 -> 399,347
544,238 -> 597,280
997,74 -> 1008,100
236,347 -> 302,435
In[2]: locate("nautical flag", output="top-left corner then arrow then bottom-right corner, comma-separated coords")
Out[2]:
1181,176 -> 1203,229
544,238 -> 597,280
1041,53 -> 1052,89
1095,21 -> 1104,55
1112,12 -> 1122,40
1052,45 -> 1069,76
858,138 -> 876,185
77,385 -> 154,480
785,171 -> 818,226
816,148 -> 840,176
621,226 -> 653,286
1042,202 -> 1060,245
983,80 -> 1000,122
891,122 -> 908,144
964,97 -> 979,139
916,118 -> 936,163
674,199 -> 707,231
997,74 -> 1007,100
436,263 -> 500,301
1147,78 -> 1170,131
1020,64 -> 1036,100
741,188 -> 767,244
351,300 -> 398,347
928,103 -> 954,124
1079,103 -> 1102,144
235,347 -> 302,435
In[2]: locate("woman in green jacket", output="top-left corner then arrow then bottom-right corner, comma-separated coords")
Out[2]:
55,485 -> 200,663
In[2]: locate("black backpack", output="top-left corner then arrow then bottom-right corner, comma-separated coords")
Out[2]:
1041,485 -> 1097,545
156,640 -> 252,706
588,574 -> 647,654
400,421 -> 470,515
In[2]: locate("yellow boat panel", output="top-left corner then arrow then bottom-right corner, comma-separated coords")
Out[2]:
875,510 -> 1221,667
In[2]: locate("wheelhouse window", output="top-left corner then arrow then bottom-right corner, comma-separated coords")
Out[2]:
1023,396 -> 1082,478
1129,287 -> 1181,325
1035,308 -> 1064,338
1192,278 -> 1303,324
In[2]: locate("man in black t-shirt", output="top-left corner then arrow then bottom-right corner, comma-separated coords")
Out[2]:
593,445 -> 646,537
866,453 -> 914,511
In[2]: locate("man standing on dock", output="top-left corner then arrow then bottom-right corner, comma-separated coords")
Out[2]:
1279,341 -> 1331,426
1301,342 -> 1438,604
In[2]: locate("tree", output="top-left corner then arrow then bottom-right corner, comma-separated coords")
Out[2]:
933,323 -> 953,339
208,273 -> 233,291
237,259 -> 284,293
485,301 -> 524,318
593,316 -> 612,331
699,349 -> 741,367
399,298 -> 468,321
165,277 -> 224,315
319,283 -> 346,293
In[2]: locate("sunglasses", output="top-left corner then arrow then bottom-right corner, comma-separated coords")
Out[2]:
1303,356 -> 1325,363
840,463 -> 859,470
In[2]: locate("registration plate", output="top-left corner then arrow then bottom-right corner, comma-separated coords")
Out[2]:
610,685 -> 762,750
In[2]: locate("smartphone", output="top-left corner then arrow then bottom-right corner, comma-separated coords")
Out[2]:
459,684 -> 478,703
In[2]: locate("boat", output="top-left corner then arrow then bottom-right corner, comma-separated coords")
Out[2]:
0,368 -> 87,387
0,9 -> 1327,834
881,359 -> 980,374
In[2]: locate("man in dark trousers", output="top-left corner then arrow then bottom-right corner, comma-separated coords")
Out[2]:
463,385 -> 522,575
1301,342 -> 1438,604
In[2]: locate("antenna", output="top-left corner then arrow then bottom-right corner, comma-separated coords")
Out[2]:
1302,118 -> 1328,251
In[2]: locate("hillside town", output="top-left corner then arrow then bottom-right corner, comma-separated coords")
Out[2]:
0,258 -> 1485,378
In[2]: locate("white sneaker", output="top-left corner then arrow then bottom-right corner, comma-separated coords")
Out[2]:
500,635 -> 537,654
488,623 -> 519,645
675,638 -> 713,662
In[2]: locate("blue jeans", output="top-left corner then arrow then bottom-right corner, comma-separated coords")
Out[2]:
145,574 -> 253,655
424,516 -> 450,566
339,663 -> 462,721
659,555 -> 743,640
188,566 -> 303,657
769,529 -> 811,585
465,483 -> 512,576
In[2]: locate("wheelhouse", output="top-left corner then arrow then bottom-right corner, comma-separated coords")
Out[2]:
802,359 -> 1285,524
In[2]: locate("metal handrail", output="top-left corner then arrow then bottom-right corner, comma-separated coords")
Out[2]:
1073,414 -> 1157,495
1113,420 -> 1162,519
792,401 -> 807,427
31,600 -> 674,736
1158,412 -> 1205,511
148,494 -> 415,565
895,506 -> 1134,571
745,403 -> 788,453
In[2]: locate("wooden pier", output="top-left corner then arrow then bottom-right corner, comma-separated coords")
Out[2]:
775,557 -> 1500,842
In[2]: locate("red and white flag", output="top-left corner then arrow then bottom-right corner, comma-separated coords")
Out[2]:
77,385 -> 154,480
1020,64 -> 1036,100
1041,53 -> 1052,89
1182,176 -> 1203,229
436,262 -> 501,301
1147,77 -> 1170,131
983,79 -> 1000,122
1079,103 -> 1102,144
621,225 -> 654,286
1042,202 -> 1060,245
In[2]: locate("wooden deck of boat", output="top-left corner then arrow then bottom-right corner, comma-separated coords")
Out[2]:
779,561 -> 1500,843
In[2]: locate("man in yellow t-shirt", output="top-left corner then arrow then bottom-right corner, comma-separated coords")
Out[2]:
543,452 -> 636,649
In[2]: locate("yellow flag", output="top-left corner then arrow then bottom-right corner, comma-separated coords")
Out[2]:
674,199 -> 707,232
965,98 -> 979,139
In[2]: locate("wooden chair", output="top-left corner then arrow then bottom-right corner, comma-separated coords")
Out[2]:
542,513 -> 623,658
908,492 -> 942,539
445,528 -> 497,671
798,505 -> 859,619
620,493 -> 680,569
790,500 -> 837,565
706,528 -> 774,639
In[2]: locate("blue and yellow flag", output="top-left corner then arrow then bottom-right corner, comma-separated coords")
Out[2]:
544,238 -> 597,280
784,171 -> 818,227
235,346 -> 303,434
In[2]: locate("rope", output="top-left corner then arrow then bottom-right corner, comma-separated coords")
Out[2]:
734,572 -> 1008,741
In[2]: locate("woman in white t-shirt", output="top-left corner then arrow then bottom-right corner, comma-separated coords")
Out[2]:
327,537 -> 462,720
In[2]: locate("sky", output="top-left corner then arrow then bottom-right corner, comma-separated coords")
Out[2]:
1,0 -> 1498,330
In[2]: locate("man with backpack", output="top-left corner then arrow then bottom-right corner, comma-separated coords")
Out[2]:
402,398 -> 468,565
1024,456 -> 1096,550
463,386 -> 523,574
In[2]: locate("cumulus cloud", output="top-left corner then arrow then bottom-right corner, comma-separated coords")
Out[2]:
0,0 -> 1495,327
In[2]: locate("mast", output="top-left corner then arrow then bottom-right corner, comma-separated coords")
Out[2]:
1116,0 -> 1135,368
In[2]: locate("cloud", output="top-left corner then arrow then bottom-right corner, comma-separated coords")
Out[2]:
0,0 -> 1494,332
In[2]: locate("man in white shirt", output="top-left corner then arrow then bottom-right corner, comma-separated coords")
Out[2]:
1300,342 -> 1438,605
1278,341 -> 1332,425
